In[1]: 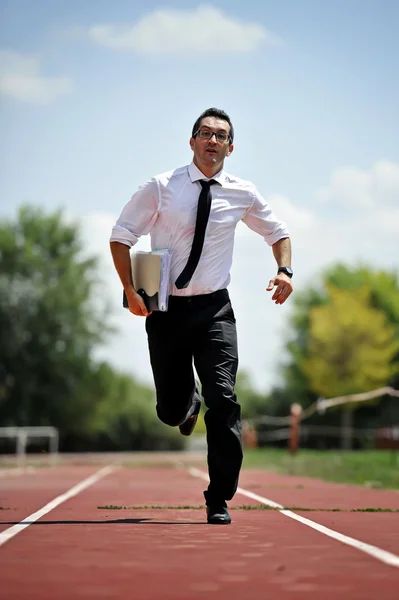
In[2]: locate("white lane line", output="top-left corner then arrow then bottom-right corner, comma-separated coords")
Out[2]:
0,465 -> 116,548
188,467 -> 399,569
0,467 -> 37,478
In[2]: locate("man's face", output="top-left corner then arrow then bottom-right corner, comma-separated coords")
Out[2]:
190,117 -> 234,171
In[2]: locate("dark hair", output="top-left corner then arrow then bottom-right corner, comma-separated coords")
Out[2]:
192,108 -> 234,142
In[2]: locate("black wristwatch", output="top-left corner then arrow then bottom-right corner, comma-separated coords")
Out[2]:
277,266 -> 293,279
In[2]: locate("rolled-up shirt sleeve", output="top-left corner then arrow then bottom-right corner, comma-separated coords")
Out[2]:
109,179 -> 159,247
242,187 -> 290,246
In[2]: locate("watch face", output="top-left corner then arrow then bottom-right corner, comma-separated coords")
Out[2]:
279,267 -> 293,277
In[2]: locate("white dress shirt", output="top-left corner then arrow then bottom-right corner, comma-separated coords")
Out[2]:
110,162 -> 290,296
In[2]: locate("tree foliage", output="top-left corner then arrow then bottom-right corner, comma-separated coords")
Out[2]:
302,285 -> 398,398
0,206 -> 183,450
284,265 -> 399,394
266,264 -> 399,432
0,206 -> 107,431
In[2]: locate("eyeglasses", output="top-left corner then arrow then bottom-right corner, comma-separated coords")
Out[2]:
194,128 -> 231,144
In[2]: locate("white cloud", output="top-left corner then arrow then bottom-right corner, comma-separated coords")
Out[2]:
374,207 -> 399,237
0,50 -> 72,105
316,160 -> 399,209
88,5 -> 281,56
315,160 -> 399,244
266,194 -> 318,232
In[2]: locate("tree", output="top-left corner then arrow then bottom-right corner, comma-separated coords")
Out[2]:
326,264 -> 399,329
302,285 -> 398,397
0,206 -> 109,433
66,363 -> 185,451
0,205 -> 185,451
326,264 -> 399,392
280,265 -> 399,398
266,264 -> 399,448
302,285 -> 398,449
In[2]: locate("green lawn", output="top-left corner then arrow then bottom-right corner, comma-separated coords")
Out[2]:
243,448 -> 399,490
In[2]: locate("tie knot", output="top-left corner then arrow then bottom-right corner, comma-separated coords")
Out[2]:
199,178 -> 217,189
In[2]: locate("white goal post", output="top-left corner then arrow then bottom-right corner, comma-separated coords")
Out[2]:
0,426 -> 59,464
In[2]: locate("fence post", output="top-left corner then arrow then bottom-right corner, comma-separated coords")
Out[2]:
289,403 -> 302,455
16,430 -> 27,466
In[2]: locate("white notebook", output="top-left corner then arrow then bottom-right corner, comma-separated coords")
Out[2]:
122,249 -> 171,312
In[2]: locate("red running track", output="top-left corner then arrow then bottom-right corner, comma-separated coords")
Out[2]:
1,461 -> 399,599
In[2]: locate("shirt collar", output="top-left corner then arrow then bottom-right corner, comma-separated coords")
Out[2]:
188,162 -> 225,186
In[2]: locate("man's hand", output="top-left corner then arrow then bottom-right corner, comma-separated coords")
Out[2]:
266,273 -> 293,305
109,242 -> 152,316
125,289 -> 152,317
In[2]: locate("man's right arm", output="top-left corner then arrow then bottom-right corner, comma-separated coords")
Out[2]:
109,241 -> 152,317
109,178 -> 159,317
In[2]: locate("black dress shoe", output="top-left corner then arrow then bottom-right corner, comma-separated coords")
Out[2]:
178,413 -> 198,436
206,505 -> 231,525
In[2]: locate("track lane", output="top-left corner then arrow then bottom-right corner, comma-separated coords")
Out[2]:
1,465 -> 399,599
0,465 -> 115,535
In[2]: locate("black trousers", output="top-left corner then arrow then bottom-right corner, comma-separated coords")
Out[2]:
145,289 -> 243,505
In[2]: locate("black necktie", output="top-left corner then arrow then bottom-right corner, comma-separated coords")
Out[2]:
175,179 -> 217,289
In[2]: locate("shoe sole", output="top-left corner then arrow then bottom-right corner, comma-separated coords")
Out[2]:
178,414 -> 198,436
207,519 -> 231,525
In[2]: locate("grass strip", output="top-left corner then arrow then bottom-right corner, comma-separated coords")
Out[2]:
242,448 -> 399,489
97,504 -> 205,510
97,504 -> 399,513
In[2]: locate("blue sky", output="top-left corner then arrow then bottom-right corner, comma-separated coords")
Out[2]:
1,1 -> 398,391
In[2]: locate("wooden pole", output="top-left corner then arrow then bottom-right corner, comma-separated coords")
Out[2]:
289,403 -> 302,455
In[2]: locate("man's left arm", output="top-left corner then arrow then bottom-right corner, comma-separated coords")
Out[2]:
267,237 -> 293,305
241,187 -> 294,305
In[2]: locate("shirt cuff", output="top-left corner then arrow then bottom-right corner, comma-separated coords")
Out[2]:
109,225 -> 139,247
265,228 -> 290,246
